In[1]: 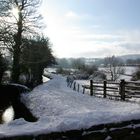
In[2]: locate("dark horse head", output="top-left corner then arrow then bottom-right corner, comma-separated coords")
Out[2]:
0,84 -> 37,124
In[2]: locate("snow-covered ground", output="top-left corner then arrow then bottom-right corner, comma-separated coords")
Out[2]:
99,66 -> 138,81
0,75 -> 140,138
42,75 -> 50,83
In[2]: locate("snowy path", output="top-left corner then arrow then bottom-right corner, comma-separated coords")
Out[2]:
0,75 -> 140,138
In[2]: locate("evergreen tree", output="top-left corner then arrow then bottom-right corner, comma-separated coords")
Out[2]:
21,36 -> 55,87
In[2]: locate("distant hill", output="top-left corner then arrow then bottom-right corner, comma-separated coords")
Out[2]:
118,54 -> 140,61
57,54 -> 140,67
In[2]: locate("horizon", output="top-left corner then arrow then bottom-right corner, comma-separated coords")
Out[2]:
57,54 -> 140,59
40,0 -> 140,58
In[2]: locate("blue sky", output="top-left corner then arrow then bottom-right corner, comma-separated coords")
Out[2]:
40,0 -> 140,58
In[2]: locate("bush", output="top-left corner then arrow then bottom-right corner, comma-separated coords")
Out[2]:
56,67 -> 71,75
131,67 -> 140,81
73,73 -> 89,80
85,65 -> 98,75
89,71 -> 106,81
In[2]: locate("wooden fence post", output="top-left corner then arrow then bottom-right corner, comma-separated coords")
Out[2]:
103,81 -> 107,98
73,82 -> 76,91
90,80 -> 93,96
77,84 -> 80,92
83,87 -> 85,94
119,79 -> 125,101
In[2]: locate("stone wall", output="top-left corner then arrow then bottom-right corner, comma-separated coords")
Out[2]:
2,119 -> 140,140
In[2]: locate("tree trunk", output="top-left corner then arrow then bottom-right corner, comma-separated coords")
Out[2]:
37,67 -> 44,84
11,11 -> 23,83
0,72 -> 3,84
11,48 -> 21,83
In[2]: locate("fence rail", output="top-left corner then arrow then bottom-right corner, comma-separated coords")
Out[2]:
67,78 -> 140,101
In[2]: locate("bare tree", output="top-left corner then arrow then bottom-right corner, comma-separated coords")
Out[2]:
0,0 -> 42,83
104,56 -> 125,81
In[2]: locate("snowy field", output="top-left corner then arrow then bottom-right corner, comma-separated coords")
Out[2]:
99,66 -> 137,75
75,67 -> 140,103
0,75 -> 140,138
99,66 -> 138,81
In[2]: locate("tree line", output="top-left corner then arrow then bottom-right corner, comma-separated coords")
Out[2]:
0,0 -> 55,88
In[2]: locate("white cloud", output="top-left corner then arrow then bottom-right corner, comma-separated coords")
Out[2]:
75,33 -> 122,41
41,2 -> 140,58
118,30 -> 140,44
65,11 -> 79,19
65,11 -> 92,20
90,25 -> 101,29
47,25 -> 140,58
